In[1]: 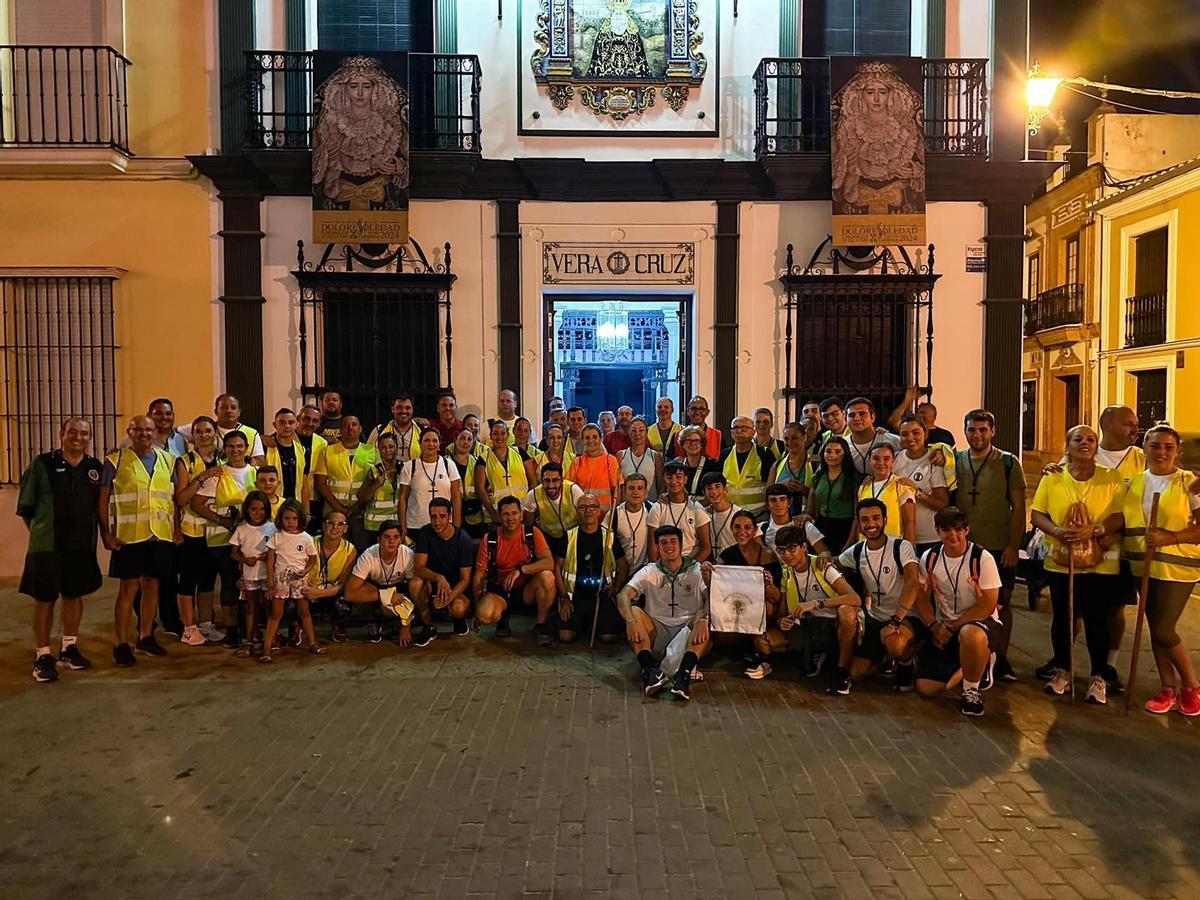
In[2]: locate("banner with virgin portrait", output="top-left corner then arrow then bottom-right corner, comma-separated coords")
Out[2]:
830,57 -> 926,246
312,52 -> 409,245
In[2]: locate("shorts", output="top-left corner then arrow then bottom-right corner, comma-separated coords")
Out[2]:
1116,560 -> 1138,606
544,532 -> 568,560
20,550 -> 103,602
915,617 -> 999,684
561,587 -> 623,638
177,535 -> 217,595
109,539 -> 175,581
486,575 -> 530,607
650,617 -> 689,659
787,615 -> 839,657
855,615 -> 892,664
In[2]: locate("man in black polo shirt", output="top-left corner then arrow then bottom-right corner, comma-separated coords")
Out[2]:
17,417 -> 104,683
412,497 -> 476,637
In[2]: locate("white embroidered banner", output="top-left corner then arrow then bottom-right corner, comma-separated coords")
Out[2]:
709,565 -> 767,635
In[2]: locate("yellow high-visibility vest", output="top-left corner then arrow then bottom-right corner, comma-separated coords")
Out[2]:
264,440 -> 308,502
323,442 -> 379,512
1121,470 -> 1200,583
561,525 -> 616,595
371,421 -> 421,459
781,559 -> 838,615
107,448 -> 175,544
482,445 -> 530,515
533,481 -> 581,538
312,537 -> 356,587
723,446 -> 769,515
205,464 -> 257,547
363,465 -> 404,530
648,421 -> 681,454
178,451 -> 217,538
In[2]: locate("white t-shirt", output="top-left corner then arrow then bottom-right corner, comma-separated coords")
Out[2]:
351,543 -> 415,586
231,521 -> 276,580
848,431 -> 902,475
625,560 -> 708,627
268,529 -> 316,577
178,422 -> 265,459
1096,446 -> 1138,471
647,498 -> 711,557
761,518 -> 825,553
892,450 -> 949,544
1142,471 -> 1200,519
618,447 -> 661,501
614,501 -> 654,572
919,544 -> 1003,623
707,504 -> 744,556
399,457 -> 460,530
837,537 -> 919,620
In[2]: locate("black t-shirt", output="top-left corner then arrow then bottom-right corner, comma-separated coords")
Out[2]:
720,544 -> 782,590
571,527 -> 626,598
318,416 -> 344,443
413,523 -> 476,580
276,442 -> 298,499
928,426 -> 956,448
681,459 -> 720,496
296,433 -> 315,475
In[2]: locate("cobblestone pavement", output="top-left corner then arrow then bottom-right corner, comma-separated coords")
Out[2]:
0,579 -> 1198,900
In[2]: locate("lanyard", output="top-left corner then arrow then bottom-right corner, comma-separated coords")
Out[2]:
789,564 -> 815,607
711,506 -> 733,548
871,475 -> 894,500
665,499 -> 689,531
626,448 -> 651,478
863,542 -> 888,610
622,503 -> 646,559
940,547 -> 969,614
545,487 -> 567,532
378,549 -> 400,586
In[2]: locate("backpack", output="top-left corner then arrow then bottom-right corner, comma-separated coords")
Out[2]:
842,538 -> 905,601
924,543 -> 986,614
953,450 -> 1015,505
486,525 -> 538,582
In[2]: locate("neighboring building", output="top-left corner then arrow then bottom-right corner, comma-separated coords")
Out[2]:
1022,112 -> 1200,477
1092,156 -> 1200,468
0,0 -> 214,573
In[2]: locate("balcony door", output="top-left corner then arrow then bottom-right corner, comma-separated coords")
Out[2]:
802,0 -> 912,56
1134,369 -> 1167,435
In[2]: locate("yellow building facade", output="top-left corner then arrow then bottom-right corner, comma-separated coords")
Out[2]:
1094,159 -> 1200,468
0,0 -> 215,573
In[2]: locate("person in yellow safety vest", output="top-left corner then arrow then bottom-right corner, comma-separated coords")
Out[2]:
315,416 -> 379,549
523,462 -> 586,557
893,414 -> 953,554
255,466 -> 286,520
850,444 -> 916,546
177,392 -> 265,464
1114,424 -> 1200,716
753,407 -> 786,461
299,510 -> 358,644
264,407 -> 309,505
536,423 -> 576,482
512,417 -> 543,485
767,524 -> 861,695
554,495 -> 630,644
717,416 -> 776,519
173,415 -> 226,647
97,415 -> 180,667
367,393 -> 421,459
296,404 -> 329,527
475,419 -> 531,523
357,432 -> 403,545
447,426 -> 486,538
767,420 -> 813,518
648,397 -> 682,459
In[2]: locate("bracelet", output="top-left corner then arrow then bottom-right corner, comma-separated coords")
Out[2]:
887,615 -> 904,628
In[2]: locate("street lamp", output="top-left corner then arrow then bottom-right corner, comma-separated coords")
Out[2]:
1027,61 -> 1200,135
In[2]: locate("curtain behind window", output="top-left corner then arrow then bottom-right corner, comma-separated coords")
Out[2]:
317,0 -> 434,52
802,0 -> 911,57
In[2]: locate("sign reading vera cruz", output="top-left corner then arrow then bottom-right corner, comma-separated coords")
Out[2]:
831,57 -> 926,246
312,52 -> 410,245
543,242 -> 695,284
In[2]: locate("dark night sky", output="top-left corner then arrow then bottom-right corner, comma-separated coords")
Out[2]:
1029,0 -> 1200,150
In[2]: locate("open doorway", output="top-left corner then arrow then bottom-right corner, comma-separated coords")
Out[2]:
543,294 -> 692,421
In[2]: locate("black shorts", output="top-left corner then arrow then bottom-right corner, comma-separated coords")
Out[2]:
108,540 -> 175,581
915,618 -> 999,684
487,579 -> 529,608
1116,560 -> 1138,606
787,615 -> 839,655
177,535 -> 218,595
855,616 -> 891,664
20,550 -> 103,603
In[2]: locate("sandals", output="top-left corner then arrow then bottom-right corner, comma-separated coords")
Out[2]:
258,654 -> 273,664
235,644 -> 252,658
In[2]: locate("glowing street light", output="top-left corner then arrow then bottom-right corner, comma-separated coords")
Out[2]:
1027,61 -> 1200,135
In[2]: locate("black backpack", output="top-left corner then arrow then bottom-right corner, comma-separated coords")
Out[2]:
485,525 -> 538,582
842,538 -> 906,603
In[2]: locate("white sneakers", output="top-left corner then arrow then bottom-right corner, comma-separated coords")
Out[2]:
180,625 -> 206,646
197,622 -> 226,643
1086,676 -> 1107,705
1044,668 -> 1071,696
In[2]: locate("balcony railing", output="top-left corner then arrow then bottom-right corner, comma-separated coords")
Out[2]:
1024,283 -> 1084,336
1125,292 -> 1167,348
754,58 -> 988,159
0,45 -> 131,153
243,51 -> 481,153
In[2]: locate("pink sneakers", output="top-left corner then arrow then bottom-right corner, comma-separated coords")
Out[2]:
1180,686 -> 1200,717
1144,687 -> 1178,715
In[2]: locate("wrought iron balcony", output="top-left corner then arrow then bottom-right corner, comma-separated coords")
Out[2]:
754,58 -> 988,159
1125,292 -> 1168,348
1024,283 -> 1084,337
243,51 -> 481,153
0,45 -> 131,153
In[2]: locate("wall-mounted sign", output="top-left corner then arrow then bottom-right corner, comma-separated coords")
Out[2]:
543,242 -> 695,284
965,243 -> 987,272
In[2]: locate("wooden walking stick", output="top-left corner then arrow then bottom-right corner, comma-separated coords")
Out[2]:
1067,551 -> 1076,701
1125,493 -> 1161,716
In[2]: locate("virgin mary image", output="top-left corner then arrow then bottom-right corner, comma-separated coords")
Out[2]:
586,0 -> 653,79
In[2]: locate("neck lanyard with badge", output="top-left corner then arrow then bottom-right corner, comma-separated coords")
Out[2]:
871,474 -> 894,500
623,503 -> 646,559
941,545 -> 970,615
853,435 -> 877,471
712,506 -> 732,547
790,562 -> 815,610
863,541 -> 888,612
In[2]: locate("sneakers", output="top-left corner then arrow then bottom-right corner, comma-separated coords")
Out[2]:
366,623 -> 383,644
878,658 -> 897,677
331,623 -> 348,644
135,635 -> 167,657
1100,664 -> 1125,695
32,654 -> 58,683
413,624 -> 438,648
1085,676 -> 1107,706
994,655 -> 1017,683
893,662 -> 915,692
198,622 -> 226,644
494,616 -> 512,638
535,624 -> 552,647
1035,659 -> 1058,681
827,667 -> 852,696
979,652 -> 997,691
1044,668 -> 1070,696
803,651 -> 827,679
1144,687 -> 1177,715
670,667 -> 692,701
744,660 -> 773,680
58,644 -> 91,670
959,686 -> 984,717
690,666 -> 705,683
642,666 -> 669,697
160,625 -> 183,639
180,625 -> 206,647
112,643 -> 137,667
452,617 -> 470,637
1181,686 -> 1200,717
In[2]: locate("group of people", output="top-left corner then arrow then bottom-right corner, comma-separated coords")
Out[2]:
16,387 -> 1200,719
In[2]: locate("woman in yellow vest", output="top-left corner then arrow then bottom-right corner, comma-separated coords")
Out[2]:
174,416 -> 225,647
1115,424 -> 1200,716
536,423 -> 576,482
300,509 -> 358,644
476,419 -> 531,522
315,416 -> 378,549
513,416 -> 543,486
448,426 -> 486,538
569,424 -> 624,521
767,421 -> 812,517
357,432 -> 403,546
648,397 -> 682,459
850,444 -> 916,545
1029,424 -> 1126,704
